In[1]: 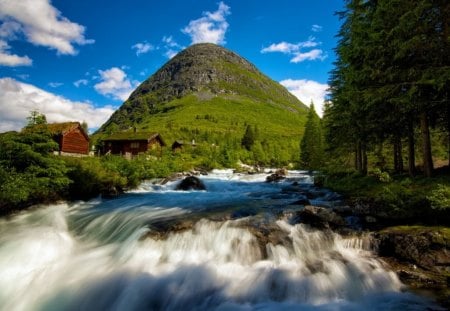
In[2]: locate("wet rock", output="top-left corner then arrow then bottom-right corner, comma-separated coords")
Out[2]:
275,168 -> 288,176
161,172 -> 184,185
231,208 -> 258,219
332,205 -> 353,215
176,176 -> 206,191
265,168 -> 288,183
373,227 -> 450,274
101,186 -> 122,199
298,205 -> 346,229
266,174 -> 285,183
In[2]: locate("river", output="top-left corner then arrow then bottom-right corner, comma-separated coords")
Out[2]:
0,170 -> 442,310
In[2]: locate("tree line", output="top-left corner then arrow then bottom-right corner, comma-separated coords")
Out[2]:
324,0 -> 449,177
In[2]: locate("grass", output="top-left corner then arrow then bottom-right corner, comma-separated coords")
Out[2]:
324,170 -> 450,225
93,93 -> 307,167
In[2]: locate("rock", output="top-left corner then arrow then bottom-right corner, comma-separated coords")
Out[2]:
101,186 -> 121,199
373,227 -> 450,274
231,208 -> 258,219
332,205 -> 353,215
175,176 -> 206,191
298,205 -> 346,229
275,168 -> 288,176
161,172 -> 184,185
266,168 -> 288,183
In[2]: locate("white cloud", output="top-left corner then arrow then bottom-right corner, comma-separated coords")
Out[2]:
0,77 -> 115,132
261,42 -> 302,54
0,0 -> 94,63
16,74 -> 30,80
162,36 -> 180,48
182,1 -> 231,45
261,37 -> 318,54
74,79 -> 88,87
165,49 -> 178,59
290,49 -> 326,63
261,37 -> 326,63
280,79 -> 329,117
48,82 -> 63,88
0,39 -> 32,66
131,42 -> 154,56
312,24 -> 323,32
161,36 -> 184,58
94,67 -> 138,101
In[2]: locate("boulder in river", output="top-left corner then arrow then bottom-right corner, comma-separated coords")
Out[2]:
298,205 -> 346,229
266,169 -> 288,183
176,176 -> 206,191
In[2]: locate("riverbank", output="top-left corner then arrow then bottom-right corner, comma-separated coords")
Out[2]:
321,171 -> 450,308
322,170 -> 450,226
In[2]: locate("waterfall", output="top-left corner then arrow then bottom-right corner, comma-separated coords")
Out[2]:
0,170 -> 440,311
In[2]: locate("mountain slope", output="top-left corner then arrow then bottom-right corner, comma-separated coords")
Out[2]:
96,43 -> 308,159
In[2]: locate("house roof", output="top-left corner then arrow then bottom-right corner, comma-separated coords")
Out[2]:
23,122 -> 89,140
103,132 -> 165,144
46,122 -> 81,135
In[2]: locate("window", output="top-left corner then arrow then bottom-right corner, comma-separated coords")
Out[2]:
130,142 -> 139,149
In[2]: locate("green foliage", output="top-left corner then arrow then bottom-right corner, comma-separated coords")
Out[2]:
64,157 -> 127,200
427,184 -> 450,210
370,168 -> 391,183
0,131 -> 70,212
325,0 -> 450,176
241,125 -> 256,151
325,170 -> 450,223
300,103 -> 324,170
26,110 -> 47,127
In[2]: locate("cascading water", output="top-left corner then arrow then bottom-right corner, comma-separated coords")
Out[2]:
0,170 -> 441,310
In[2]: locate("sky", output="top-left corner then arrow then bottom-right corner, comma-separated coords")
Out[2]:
0,0 -> 344,132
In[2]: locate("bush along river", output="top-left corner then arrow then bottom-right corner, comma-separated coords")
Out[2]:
0,169 -> 446,310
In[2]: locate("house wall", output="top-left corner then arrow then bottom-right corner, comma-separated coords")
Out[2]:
106,140 -> 148,155
103,136 -> 164,156
61,127 -> 89,154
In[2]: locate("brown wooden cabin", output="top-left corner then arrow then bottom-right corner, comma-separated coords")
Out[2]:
171,140 -> 197,152
102,132 -> 166,157
47,122 -> 90,155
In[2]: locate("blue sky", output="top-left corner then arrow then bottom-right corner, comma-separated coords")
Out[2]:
0,0 -> 343,132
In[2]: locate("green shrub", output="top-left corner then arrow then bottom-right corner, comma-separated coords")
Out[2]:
427,184 -> 450,211
370,168 -> 391,183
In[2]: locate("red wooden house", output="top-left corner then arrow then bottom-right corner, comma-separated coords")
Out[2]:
102,132 -> 165,157
47,122 -> 90,155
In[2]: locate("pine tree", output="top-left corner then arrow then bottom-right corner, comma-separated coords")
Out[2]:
26,110 -> 47,127
300,103 -> 324,170
241,125 -> 255,151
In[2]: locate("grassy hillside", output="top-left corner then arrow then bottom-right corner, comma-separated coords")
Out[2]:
94,43 -> 308,167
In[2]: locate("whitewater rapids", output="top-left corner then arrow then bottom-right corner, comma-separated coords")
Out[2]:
0,170 -> 440,310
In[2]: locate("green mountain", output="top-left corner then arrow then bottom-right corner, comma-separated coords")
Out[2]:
96,43 -> 308,163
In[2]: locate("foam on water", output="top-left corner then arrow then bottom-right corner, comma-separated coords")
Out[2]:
0,171 -> 441,311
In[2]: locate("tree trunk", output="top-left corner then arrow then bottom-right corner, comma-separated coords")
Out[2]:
356,141 -> 362,172
407,119 -> 416,177
393,138 -> 399,172
420,111 -> 434,177
362,142 -> 368,175
447,91 -> 450,168
393,135 -> 403,173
